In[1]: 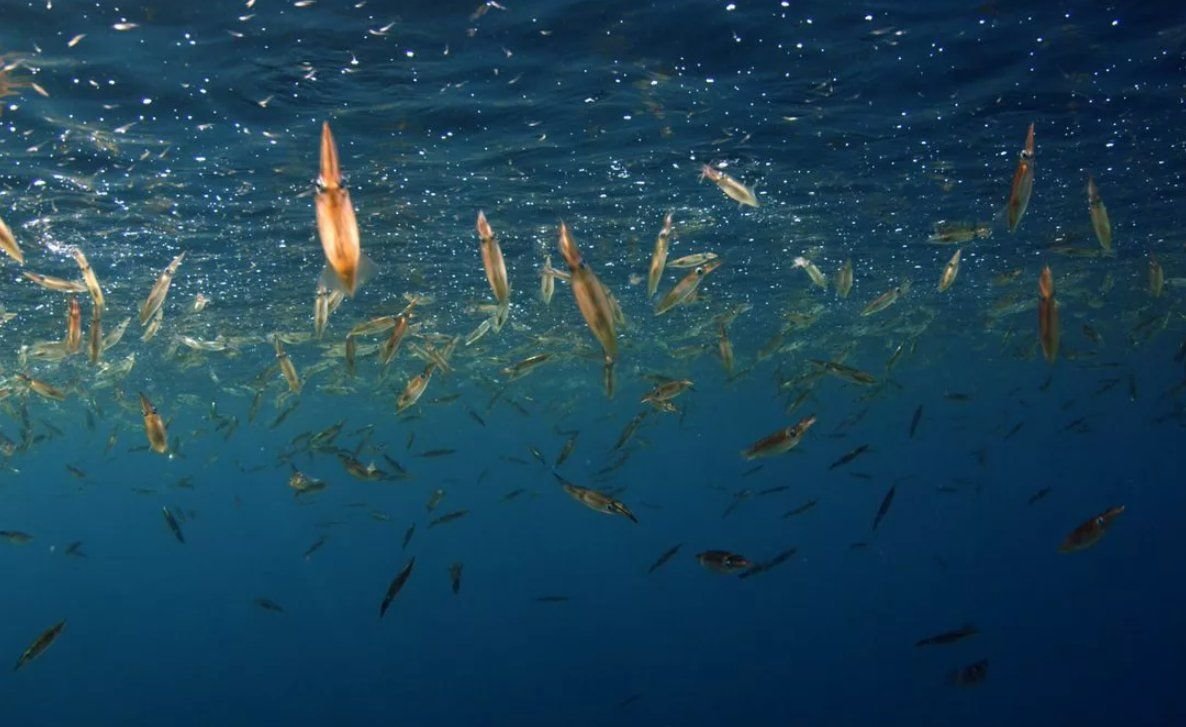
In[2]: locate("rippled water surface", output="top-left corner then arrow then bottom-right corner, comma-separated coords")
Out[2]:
1,1 -> 1185,725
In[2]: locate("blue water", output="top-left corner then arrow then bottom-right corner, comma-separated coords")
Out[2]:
2,1 -> 1185,724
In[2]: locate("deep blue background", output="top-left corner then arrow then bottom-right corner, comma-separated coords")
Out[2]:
1,1 -> 1184,724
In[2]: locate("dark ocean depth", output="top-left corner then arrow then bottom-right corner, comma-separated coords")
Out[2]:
1,1 -> 1186,724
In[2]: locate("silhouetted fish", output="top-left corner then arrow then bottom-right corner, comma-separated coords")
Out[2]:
13,620 -> 66,671
379,557 -> 415,619
871,485 -> 896,531
915,624 -> 978,647
162,506 -> 185,544
646,543 -> 682,574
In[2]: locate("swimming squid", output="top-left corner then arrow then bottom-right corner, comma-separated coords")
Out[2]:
741,414 -> 817,460
647,211 -> 673,297
72,248 -> 104,311
558,222 -> 618,394
139,392 -> 169,454
1038,265 -> 1059,363
1006,122 -> 1035,232
938,249 -> 961,292
701,164 -> 758,207
0,213 -> 23,265
1086,175 -> 1112,253
835,258 -> 853,298
696,550 -> 751,574
654,259 -> 722,315
315,122 -> 375,297
64,297 -> 82,353
475,211 -> 510,328
1059,505 -> 1124,553
139,252 -> 185,325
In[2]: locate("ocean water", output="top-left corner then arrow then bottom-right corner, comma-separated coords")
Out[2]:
1,1 -> 1185,724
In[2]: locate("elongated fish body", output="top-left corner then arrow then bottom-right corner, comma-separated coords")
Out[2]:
641,379 -> 693,404
558,223 -> 618,361
139,252 -> 185,325
812,359 -> 877,385
343,335 -> 358,377
928,221 -> 991,244
1006,122 -> 1035,232
915,624 -> 978,647
871,485 -> 896,531
835,258 -> 853,298
0,213 -> 23,264
938,249 -> 961,292
647,543 -> 682,574
1086,175 -> 1112,253
13,621 -> 65,671
540,255 -> 557,304
476,211 -> 510,308
315,122 -> 375,297
380,314 -> 410,366
563,483 -> 637,523
274,336 -> 302,393
396,366 -> 434,412
102,316 -> 131,351
696,550 -> 751,574
793,256 -> 827,289
668,252 -> 718,269
718,322 -> 734,374
647,212 -> 673,298
162,506 -> 185,543
21,374 -> 65,401
701,165 -> 758,207
72,248 -> 104,311
23,272 -> 87,293
379,557 -> 415,618
87,307 -> 102,364
861,279 -> 911,316
449,563 -> 463,595
1149,256 -> 1164,298
139,392 -> 169,454
655,259 -> 722,315
1059,505 -> 1125,553
741,414 -> 817,460
1038,265 -> 1059,363
313,286 -> 329,339
64,296 -> 82,353
503,353 -> 552,380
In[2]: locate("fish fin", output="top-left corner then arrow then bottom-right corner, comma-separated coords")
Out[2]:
318,265 -> 346,295
319,254 -> 377,297
354,253 -> 377,290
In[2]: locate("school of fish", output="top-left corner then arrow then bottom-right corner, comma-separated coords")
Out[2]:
0,11 -> 1175,706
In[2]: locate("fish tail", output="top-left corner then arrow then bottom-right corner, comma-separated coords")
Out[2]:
354,253 -> 377,290
318,265 -> 348,296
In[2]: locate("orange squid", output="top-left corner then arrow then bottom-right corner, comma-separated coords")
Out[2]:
1038,265 -> 1059,363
